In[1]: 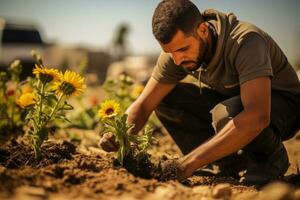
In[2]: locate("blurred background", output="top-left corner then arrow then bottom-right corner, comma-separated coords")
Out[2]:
0,0 -> 299,83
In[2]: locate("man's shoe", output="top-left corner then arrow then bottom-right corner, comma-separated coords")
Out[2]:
240,143 -> 290,186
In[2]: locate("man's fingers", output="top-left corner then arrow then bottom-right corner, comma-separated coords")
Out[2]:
160,159 -> 180,180
160,159 -> 186,181
105,132 -> 119,147
99,132 -> 119,152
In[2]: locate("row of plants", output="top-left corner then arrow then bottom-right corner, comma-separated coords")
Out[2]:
0,51 -> 157,167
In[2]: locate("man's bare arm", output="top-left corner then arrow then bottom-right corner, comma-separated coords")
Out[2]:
179,76 -> 271,178
126,77 -> 175,134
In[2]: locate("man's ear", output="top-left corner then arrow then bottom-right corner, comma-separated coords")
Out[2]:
196,22 -> 209,39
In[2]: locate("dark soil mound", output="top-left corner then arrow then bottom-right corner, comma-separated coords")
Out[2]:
0,137 -> 76,169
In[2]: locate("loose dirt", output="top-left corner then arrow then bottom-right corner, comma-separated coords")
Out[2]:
0,129 -> 299,200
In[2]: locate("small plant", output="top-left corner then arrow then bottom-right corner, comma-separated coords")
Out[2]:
98,99 -> 155,165
22,64 -> 86,160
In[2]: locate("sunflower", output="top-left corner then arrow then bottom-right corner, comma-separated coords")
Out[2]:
16,92 -> 37,108
21,84 -> 34,94
98,100 -> 121,120
54,70 -> 86,96
131,84 -> 144,99
33,64 -> 61,83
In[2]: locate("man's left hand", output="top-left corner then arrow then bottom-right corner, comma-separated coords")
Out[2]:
160,158 -> 192,181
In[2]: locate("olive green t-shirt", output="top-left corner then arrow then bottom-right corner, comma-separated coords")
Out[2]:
151,9 -> 300,97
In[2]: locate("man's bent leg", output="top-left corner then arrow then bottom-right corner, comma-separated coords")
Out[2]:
211,92 -> 300,185
155,83 -> 226,155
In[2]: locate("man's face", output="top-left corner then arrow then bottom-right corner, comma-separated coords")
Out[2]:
159,29 -> 208,71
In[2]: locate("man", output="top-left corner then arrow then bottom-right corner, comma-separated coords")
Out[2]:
100,0 -> 300,185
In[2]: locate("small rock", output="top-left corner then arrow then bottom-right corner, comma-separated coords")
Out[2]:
118,168 -> 128,173
15,186 -> 46,199
149,185 -> 176,199
0,165 -> 6,173
294,189 -> 300,200
212,183 -> 232,198
233,191 -> 258,200
199,197 -> 215,200
192,185 -> 211,197
258,182 -> 294,200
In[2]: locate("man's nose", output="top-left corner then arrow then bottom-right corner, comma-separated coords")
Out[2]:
171,52 -> 184,66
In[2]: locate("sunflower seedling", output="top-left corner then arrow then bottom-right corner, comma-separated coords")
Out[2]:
98,99 -> 156,165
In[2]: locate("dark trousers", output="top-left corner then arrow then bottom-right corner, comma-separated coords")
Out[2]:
155,83 -> 300,162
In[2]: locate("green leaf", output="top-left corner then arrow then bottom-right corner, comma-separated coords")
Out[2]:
45,94 -> 58,107
104,125 -> 115,134
54,115 -> 72,123
59,102 -> 74,111
121,114 -> 128,124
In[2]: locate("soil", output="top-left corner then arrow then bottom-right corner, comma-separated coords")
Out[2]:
0,128 -> 299,200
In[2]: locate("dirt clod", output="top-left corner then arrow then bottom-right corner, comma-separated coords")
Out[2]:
258,182 -> 295,200
212,183 -> 232,198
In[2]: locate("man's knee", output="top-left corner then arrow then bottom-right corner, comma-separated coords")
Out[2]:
155,83 -> 199,121
155,103 -> 182,123
211,103 -> 231,133
211,96 -> 243,133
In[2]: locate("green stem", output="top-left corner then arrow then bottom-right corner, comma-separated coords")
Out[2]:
44,93 -> 64,126
114,118 -> 131,155
0,88 -> 4,103
10,102 -> 14,127
38,82 -> 45,124
34,144 -> 41,160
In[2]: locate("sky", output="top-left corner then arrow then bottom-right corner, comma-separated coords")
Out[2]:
0,0 -> 299,65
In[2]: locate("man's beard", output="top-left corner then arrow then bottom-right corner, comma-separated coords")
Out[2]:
182,38 -> 208,71
196,38 -> 208,68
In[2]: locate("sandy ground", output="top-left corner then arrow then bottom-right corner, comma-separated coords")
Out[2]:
0,127 -> 299,200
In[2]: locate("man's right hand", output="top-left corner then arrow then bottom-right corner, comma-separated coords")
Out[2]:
98,132 -> 119,152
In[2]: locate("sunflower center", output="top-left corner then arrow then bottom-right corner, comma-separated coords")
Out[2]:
60,82 -> 76,95
40,74 -> 54,83
105,108 -> 115,115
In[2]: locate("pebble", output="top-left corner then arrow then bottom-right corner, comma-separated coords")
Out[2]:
15,186 -> 46,200
258,182 -> 294,200
192,185 -> 211,197
294,189 -> 300,200
145,185 -> 177,199
0,165 -> 6,173
212,183 -> 232,198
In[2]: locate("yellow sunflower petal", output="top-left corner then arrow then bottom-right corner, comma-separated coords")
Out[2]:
21,84 -> 34,94
33,64 -> 61,83
55,70 -> 86,96
16,92 -> 37,108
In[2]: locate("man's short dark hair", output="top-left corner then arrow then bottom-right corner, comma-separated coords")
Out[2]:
152,0 -> 203,44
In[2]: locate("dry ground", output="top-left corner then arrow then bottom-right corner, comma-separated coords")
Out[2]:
0,128 -> 299,200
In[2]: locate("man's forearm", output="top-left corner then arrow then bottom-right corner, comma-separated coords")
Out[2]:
125,101 -> 152,135
180,109 -> 270,178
